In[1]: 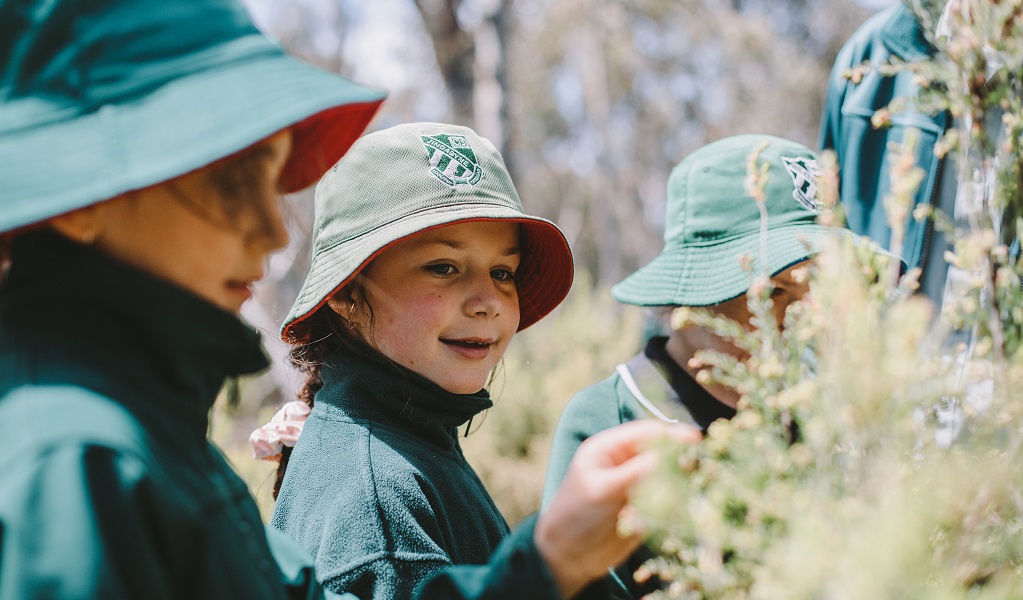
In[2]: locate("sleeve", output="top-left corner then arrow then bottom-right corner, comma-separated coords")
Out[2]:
265,525 -> 361,600
540,377 -> 627,510
0,443 -> 178,600
321,553 -> 450,600
413,515 -> 564,600
538,378 -> 669,600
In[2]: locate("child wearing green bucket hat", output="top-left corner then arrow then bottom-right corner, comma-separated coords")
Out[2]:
254,122 -> 699,600
0,0 -> 386,597
541,134 -> 859,599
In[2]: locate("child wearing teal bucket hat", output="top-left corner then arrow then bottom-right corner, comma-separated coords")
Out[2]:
541,134 -> 875,599
250,122 -> 699,600
0,0 -> 388,597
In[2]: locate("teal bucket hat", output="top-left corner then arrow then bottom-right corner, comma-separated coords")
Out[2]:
282,122 -> 574,342
612,134 -> 841,307
0,0 -> 386,233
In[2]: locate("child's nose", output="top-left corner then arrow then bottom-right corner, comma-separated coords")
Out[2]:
250,199 -> 290,253
464,274 -> 504,318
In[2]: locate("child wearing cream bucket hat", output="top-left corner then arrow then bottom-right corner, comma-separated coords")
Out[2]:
261,122 -> 575,598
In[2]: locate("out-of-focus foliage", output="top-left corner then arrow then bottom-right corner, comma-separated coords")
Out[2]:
508,0 -> 874,285
631,3 -> 1023,596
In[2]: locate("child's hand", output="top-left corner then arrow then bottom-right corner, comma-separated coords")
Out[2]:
534,419 -> 701,598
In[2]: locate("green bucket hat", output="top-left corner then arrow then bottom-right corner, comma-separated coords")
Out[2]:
612,134 -> 838,307
0,0 -> 386,233
282,122 -> 574,342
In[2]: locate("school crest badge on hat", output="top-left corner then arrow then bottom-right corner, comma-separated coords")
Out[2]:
781,155 -> 823,213
421,133 -> 484,187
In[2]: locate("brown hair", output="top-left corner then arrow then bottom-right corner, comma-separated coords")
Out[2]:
170,142 -> 288,237
273,278 -> 376,499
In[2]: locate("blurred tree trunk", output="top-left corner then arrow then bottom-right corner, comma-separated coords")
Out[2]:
576,2 -> 623,286
413,0 -> 513,163
413,0 -> 475,125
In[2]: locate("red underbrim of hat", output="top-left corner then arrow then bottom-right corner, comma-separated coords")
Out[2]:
281,99 -> 385,193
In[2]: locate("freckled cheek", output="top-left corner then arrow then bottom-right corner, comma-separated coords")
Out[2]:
376,294 -> 451,345
402,293 -> 451,323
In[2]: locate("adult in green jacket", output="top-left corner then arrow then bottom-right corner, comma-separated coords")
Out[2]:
1,3 -> 687,598
542,135 -> 882,598
818,2 -> 951,303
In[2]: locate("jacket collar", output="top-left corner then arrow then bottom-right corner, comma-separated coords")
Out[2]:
0,230 -> 269,440
881,4 -> 937,62
644,336 -> 736,431
316,344 -> 493,449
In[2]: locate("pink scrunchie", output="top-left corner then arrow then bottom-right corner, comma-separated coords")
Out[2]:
249,400 -> 311,461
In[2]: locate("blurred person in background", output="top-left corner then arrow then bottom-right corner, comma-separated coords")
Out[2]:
819,0 -> 1001,312
542,135 -> 884,599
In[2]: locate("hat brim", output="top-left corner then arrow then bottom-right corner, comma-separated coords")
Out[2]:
282,205 -> 574,342
1,35 -> 384,233
612,224 -> 848,307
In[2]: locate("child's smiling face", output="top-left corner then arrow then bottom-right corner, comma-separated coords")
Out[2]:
348,220 -> 521,394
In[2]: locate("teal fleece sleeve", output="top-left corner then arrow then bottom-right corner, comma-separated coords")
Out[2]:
265,526 -> 360,600
413,514 -> 561,600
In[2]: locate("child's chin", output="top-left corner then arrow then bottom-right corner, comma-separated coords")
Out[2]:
439,377 -> 489,395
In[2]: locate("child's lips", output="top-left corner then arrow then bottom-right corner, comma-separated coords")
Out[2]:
225,275 -> 260,301
441,337 -> 496,360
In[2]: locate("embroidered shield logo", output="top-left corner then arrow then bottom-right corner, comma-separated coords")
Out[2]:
420,134 -> 484,187
781,155 -> 823,213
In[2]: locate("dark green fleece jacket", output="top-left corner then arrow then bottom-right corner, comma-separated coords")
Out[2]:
0,231 -> 334,600
271,349 -> 510,600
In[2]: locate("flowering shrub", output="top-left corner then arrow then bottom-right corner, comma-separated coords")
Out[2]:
630,2 -> 1023,597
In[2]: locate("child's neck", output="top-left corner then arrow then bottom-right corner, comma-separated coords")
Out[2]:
664,330 -> 740,409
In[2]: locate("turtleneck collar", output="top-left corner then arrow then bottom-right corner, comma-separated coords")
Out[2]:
0,230 -> 269,441
315,344 -> 493,449
882,4 -> 937,63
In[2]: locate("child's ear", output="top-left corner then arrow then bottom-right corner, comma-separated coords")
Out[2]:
326,295 -> 350,318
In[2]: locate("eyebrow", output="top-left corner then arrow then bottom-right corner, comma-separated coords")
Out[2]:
422,239 -> 520,256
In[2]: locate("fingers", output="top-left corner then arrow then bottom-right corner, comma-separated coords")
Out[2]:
598,447 -> 659,496
535,420 -> 703,598
577,419 -> 702,469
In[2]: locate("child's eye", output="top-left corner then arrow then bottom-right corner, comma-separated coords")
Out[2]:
491,268 -> 516,283
425,264 -> 457,276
